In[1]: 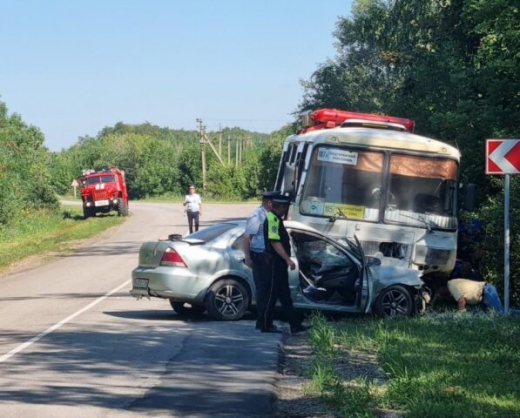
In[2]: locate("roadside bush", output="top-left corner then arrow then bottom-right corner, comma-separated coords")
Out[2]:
469,176 -> 520,306
0,101 -> 58,227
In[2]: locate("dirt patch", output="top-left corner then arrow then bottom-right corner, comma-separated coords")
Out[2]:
274,332 -> 333,418
274,331 -> 402,418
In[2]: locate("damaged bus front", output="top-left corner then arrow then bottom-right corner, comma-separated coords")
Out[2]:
276,109 -> 460,279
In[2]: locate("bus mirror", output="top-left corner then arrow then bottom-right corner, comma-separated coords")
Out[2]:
462,183 -> 475,211
283,163 -> 295,193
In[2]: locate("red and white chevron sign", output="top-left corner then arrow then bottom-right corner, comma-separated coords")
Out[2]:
486,139 -> 520,175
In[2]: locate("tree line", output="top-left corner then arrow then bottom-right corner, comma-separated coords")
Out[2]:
47,122 -> 286,201
0,100 -> 289,229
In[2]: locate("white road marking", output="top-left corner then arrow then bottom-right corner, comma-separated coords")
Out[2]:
0,280 -> 131,363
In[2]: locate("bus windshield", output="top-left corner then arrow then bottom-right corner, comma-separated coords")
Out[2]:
385,155 -> 458,230
301,147 -> 384,222
300,146 -> 458,231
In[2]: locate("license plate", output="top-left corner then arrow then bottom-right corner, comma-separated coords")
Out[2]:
133,278 -> 149,289
95,199 -> 109,207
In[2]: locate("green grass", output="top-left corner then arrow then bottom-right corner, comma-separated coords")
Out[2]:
305,313 -> 376,417
0,206 -> 125,271
305,312 -> 520,418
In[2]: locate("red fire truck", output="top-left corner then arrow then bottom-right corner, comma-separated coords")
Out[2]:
80,168 -> 129,218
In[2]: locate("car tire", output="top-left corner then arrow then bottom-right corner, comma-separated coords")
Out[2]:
374,285 -> 413,317
169,300 -> 206,316
205,278 -> 249,321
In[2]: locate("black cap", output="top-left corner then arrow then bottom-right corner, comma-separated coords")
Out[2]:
273,195 -> 291,204
262,191 -> 290,204
262,191 -> 278,199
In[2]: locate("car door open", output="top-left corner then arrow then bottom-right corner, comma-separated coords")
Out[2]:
290,230 -> 362,307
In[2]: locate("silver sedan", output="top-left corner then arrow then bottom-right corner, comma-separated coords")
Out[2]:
131,220 -> 429,320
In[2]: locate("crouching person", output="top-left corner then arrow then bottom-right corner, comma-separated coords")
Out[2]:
447,278 -> 520,314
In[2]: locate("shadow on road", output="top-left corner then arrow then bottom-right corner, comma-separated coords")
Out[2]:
0,309 -> 280,417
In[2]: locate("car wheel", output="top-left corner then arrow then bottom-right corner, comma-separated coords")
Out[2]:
374,285 -> 413,317
169,300 -> 205,316
206,278 -> 249,321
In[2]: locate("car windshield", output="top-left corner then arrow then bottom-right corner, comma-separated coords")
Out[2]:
301,146 -> 384,222
187,223 -> 239,242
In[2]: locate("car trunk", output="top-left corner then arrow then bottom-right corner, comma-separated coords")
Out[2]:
138,239 -> 204,268
138,241 -> 177,268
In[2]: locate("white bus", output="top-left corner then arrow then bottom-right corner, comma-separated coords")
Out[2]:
276,109 -> 460,279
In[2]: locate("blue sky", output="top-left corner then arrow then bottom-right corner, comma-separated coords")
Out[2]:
0,0 -> 352,151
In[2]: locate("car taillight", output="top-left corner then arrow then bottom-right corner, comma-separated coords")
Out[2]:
160,248 -> 187,268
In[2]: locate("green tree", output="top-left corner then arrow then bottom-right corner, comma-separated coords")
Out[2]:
0,101 -> 58,226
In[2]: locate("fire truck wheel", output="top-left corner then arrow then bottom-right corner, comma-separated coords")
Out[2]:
83,206 -> 94,219
117,198 -> 129,217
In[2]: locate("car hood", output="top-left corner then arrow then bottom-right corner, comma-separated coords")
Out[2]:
370,265 -> 423,287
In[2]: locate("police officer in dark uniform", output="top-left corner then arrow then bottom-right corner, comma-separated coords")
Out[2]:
261,192 -> 308,334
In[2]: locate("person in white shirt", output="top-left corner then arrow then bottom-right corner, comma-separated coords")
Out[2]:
183,184 -> 202,234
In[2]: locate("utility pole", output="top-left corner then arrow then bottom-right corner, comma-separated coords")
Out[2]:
227,135 -> 231,165
219,125 -> 222,158
196,118 -> 207,190
197,118 -> 225,189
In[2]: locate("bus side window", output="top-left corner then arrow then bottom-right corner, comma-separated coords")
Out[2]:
294,144 -> 309,194
289,144 -> 298,164
282,143 -> 302,195
275,145 -> 291,191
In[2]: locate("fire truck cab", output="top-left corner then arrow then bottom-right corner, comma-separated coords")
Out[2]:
80,168 -> 129,218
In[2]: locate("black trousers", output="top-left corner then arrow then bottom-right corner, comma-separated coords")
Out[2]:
252,253 -> 300,331
187,211 -> 199,234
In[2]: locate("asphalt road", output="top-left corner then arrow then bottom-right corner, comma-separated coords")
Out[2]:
0,201 -> 284,418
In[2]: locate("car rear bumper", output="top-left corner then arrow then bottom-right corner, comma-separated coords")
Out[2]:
130,266 -> 212,303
